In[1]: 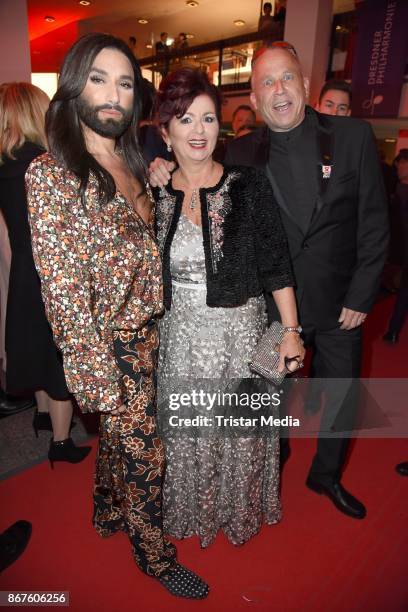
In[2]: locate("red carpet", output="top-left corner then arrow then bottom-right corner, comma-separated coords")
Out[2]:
1,295 -> 407,612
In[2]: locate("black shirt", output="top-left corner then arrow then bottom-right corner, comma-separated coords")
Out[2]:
268,110 -> 319,233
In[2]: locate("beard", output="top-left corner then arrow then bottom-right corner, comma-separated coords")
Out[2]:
76,96 -> 133,138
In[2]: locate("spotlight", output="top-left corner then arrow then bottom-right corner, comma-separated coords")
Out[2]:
138,19 -> 148,24
186,1 -> 199,7
234,20 -> 245,27
44,15 -> 56,22
79,1 -> 91,5
186,33 -> 195,39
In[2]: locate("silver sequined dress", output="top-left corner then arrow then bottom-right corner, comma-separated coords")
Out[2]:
158,214 -> 281,548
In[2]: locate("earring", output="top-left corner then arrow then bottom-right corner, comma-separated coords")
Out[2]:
167,143 -> 172,152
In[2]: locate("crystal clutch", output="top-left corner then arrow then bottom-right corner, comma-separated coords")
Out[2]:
249,321 -> 288,385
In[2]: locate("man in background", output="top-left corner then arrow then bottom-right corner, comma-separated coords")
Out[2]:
383,149 -> 408,344
258,2 -> 274,32
231,104 -> 257,138
316,79 -> 351,116
155,32 -> 170,78
155,31 -> 169,54
128,36 -> 137,55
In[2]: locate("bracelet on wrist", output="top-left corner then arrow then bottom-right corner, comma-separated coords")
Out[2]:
282,326 -> 302,335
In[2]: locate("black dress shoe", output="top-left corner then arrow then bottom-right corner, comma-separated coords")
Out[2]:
0,520 -> 32,572
0,396 -> 35,417
396,462 -> 408,476
383,330 -> 399,344
0,394 -> 36,417
306,477 -> 366,519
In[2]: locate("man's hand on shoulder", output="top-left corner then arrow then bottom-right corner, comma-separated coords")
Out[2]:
338,307 -> 367,330
148,157 -> 176,187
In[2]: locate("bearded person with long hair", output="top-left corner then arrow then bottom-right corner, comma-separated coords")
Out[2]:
26,33 -> 208,599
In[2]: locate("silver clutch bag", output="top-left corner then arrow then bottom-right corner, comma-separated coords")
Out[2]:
249,321 -> 288,385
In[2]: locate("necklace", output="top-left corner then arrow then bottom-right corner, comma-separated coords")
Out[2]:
190,188 -> 199,210
177,162 -> 216,211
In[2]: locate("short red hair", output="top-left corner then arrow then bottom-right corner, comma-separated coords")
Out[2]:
155,67 -> 222,127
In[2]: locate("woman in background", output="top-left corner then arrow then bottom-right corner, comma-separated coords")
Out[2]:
0,82 -> 90,465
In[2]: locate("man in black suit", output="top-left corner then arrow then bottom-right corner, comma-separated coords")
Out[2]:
224,44 -> 388,519
155,32 -> 170,78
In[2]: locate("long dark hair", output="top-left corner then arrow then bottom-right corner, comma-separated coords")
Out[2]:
46,33 -> 146,206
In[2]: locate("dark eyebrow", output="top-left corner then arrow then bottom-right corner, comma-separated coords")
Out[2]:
90,67 -> 134,81
324,97 -> 348,107
181,111 -> 216,117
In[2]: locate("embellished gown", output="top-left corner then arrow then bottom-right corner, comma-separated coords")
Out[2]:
158,213 -> 282,548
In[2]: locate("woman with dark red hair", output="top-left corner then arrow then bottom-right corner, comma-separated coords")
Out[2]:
153,67 -> 304,547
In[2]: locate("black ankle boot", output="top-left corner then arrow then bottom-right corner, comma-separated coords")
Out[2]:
48,437 -> 91,468
33,408 -> 76,438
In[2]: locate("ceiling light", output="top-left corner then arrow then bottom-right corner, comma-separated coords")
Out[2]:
385,138 -> 396,143
186,1 -> 199,7
166,38 -> 174,46
186,33 -> 194,39
234,20 -> 245,27
138,19 -> 148,24
44,15 -> 56,22
146,43 -> 152,49
79,1 -> 91,5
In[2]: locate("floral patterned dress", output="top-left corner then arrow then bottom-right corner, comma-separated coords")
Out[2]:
26,153 -> 177,576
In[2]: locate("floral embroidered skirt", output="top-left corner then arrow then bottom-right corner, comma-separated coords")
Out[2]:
93,321 -> 177,576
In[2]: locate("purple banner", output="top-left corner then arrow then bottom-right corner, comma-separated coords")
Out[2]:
351,0 -> 408,118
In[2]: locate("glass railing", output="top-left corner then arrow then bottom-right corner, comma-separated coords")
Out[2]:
139,30 -> 284,90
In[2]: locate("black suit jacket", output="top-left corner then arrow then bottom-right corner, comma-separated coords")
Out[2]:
224,107 -> 389,329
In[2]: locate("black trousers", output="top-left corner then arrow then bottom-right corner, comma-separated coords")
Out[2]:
281,323 -> 362,485
388,267 -> 408,335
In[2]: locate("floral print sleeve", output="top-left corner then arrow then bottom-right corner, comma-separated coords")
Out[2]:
26,155 -> 125,413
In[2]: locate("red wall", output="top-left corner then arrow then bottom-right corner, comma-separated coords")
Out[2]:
30,22 -> 80,73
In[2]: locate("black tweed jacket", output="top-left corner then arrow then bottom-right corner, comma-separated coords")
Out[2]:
153,165 -> 294,310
